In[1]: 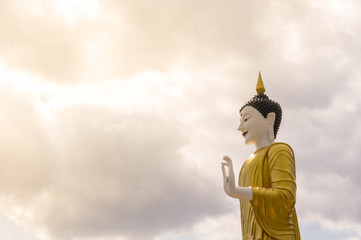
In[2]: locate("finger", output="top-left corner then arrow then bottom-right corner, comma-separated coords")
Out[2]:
223,155 -> 231,163
224,157 -> 233,170
221,162 -> 228,167
228,160 -> 233,170
221,162 -> 228,169
221,164 -> 228,179
221,160 -> 229,166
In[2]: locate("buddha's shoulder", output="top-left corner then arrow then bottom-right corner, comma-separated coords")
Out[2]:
268,142 -> 294,156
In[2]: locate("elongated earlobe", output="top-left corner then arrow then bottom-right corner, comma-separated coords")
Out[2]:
267,112 -> 275,140
269,126 -> 275,140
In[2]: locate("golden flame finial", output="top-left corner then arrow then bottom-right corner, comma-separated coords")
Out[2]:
256,71 -> 265,94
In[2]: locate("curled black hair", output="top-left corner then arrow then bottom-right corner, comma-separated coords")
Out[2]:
239,93 -> 282,138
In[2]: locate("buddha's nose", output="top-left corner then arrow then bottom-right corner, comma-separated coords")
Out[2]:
238,122 -> 244,132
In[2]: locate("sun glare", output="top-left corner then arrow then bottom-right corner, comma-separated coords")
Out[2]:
53,0 -> 99,24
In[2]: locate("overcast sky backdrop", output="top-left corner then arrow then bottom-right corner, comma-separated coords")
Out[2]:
0,0 -> 361,239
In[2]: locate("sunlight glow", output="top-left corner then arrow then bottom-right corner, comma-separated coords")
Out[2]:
53,0 -> 99,24
0,63 -> 189,123
13,207 -> 33,220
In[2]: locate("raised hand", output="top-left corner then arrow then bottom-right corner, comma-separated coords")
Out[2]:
221,155 -> 253,200
221,155 -> 236,196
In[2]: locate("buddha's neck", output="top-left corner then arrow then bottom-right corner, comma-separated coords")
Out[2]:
255,136 -> 275,150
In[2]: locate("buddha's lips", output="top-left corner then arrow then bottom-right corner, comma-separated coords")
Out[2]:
243,131 -> 248,137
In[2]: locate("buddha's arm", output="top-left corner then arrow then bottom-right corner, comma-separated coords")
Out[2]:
227,185 -> 253,200
222,156 -> 253,200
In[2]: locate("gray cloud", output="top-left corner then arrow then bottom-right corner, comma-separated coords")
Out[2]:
0,0 -> 287,82
0,83 -> 229,239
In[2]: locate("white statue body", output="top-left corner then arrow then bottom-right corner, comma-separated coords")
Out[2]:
221,106 -> 276,200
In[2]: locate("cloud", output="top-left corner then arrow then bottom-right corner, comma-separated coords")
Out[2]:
1,0 -> 361,240
0,0 -> 297,83
0,75 -> 232,239
0,83 -> 56,197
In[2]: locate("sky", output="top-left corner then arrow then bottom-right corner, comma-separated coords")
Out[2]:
0,0 -> 361,239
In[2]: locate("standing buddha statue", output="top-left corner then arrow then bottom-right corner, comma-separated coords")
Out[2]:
221,72 -> 301,239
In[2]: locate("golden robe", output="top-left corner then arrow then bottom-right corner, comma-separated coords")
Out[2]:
238,143 -> 301,240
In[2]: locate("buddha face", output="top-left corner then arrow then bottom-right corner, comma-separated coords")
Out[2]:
238,106 -> 274,146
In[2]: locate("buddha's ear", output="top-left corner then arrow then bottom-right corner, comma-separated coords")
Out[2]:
267,112 -> 276,126
267,112 -> 276,140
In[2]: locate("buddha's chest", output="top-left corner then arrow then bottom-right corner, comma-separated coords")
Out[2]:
239,153 -> 271,188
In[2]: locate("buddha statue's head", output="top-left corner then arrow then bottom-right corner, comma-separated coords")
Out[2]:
238,72 -> 282,147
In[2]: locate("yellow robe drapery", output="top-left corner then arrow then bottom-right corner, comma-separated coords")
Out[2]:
239,143 -> 301,240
